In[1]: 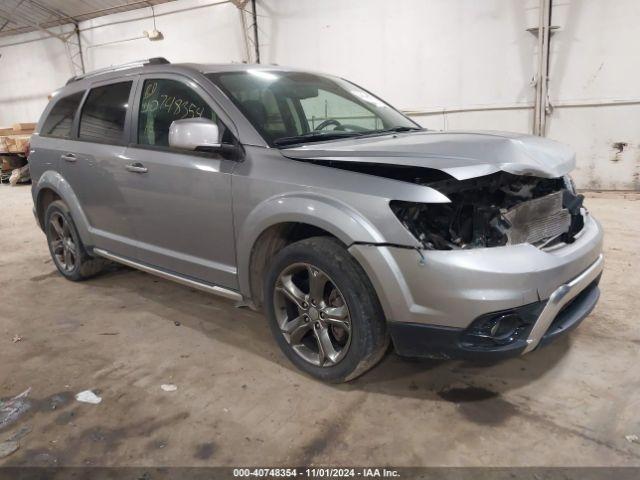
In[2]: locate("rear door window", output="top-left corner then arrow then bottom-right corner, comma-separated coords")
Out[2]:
41,91 -> 85,139
79,81 -> 132,144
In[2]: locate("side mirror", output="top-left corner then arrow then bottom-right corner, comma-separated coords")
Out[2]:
169,118 -> 220,151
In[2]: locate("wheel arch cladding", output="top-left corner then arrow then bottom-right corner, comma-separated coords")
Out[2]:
36,188 -> 61,230
237,192 -> 385,307
34,170 -> 93,246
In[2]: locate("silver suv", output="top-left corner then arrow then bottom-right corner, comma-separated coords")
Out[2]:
30,58 -> 603,382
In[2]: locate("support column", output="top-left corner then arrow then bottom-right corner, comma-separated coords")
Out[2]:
533,0 -> 552,136
65,25 -> 85,76
233,0 -> 260,64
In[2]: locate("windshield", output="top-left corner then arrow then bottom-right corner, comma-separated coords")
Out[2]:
206,70 -> 420,147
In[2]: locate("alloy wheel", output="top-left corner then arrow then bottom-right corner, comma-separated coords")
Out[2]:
48,212 -> 78,273
273,263 -> 352,367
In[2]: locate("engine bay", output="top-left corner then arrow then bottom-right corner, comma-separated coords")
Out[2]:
391,172 -> 585,250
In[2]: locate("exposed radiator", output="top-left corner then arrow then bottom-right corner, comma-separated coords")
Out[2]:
503,191 -> 571,245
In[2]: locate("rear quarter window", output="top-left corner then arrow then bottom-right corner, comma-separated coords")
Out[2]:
79,81 -> 132,144
41,91 -> 85,139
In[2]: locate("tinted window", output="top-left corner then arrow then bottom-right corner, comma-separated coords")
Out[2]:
41,91 -> 84,138
79,81 -> 132,144
206,71 -> 417,146
138,79 -> 231,148
300,89 -> 382,131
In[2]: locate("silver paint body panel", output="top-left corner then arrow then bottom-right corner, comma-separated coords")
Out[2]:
349,214 -> 603,329
281,130 -> 575,180
30,63 -> 603,343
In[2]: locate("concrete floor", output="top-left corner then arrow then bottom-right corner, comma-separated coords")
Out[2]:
0,184 -> 639,467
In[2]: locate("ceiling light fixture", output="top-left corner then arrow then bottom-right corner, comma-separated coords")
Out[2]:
143,4 -> 164,41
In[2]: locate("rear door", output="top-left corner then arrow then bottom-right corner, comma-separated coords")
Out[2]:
122,74 -> 238,289
61,79 -> 139,257
32,90 -> 85,186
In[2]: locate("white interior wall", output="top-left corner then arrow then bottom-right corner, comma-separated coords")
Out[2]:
546,0 -> 640,190
258,0 -> 540,144
0,0 -> 246,127
0,26 -> 75,126
259,0 -> 538,117
79,0 -> 247,71
0,0 -> 637,189
259,0 -> 640,190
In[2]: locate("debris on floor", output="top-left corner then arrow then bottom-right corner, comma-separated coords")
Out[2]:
7,425 -> 31,442
75,390 -> 102,404
0,440 -> 19,459
0,388 -> 31,429
626,434 -> 639,444
174,321 -> 181,326
9,164 -> 30,186
160,384 -> 177,392
47,393 -> 72,411
12,334 -> 22,343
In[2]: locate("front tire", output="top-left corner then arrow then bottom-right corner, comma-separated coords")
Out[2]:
44,200 -> 106,281
264,237 -> 389,383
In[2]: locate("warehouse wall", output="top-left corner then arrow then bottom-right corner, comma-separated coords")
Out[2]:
0,26 -> 75,126
545,1 -> 640,190
0,0 -> 246,127
1,0 -> 638,189
79,0 -> 247,71
259,0 -> 537,130
258,0 -> 640,190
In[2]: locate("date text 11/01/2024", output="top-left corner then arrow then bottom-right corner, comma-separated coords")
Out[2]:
233,468 -> 401,478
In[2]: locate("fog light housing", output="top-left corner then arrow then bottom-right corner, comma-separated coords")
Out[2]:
465,313 -> 522,345
460,302 -> 544,350
487,314 -> 521,344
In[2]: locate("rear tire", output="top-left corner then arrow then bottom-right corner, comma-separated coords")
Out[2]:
44,200 -> 107,281
264,236 -> 389,383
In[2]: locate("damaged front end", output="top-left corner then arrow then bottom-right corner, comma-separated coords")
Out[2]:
391,172 -> 585,250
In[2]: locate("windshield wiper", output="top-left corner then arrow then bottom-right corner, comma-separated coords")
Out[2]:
365,126 -> 424,135
274,131 -> 363,147
274,126 -> 422,147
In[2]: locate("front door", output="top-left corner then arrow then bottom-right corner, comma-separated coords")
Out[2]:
122,75 -> 238,289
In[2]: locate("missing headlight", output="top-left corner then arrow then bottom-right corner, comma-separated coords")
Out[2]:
390,172 -> 585,250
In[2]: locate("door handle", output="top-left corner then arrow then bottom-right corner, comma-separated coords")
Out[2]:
61,153 -> 77,162
125,162 -> 148,173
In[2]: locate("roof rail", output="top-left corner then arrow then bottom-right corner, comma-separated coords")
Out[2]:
66,57 -> 170,84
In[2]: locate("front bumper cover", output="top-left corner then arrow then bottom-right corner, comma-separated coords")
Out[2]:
388,261 -> 602,360
348,212 -> 604,359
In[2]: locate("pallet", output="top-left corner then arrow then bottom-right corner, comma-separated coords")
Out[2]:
0,122 -> 34,154
0,135 -> 30,154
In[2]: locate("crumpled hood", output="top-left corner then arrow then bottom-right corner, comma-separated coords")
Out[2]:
281,130 -> 575,180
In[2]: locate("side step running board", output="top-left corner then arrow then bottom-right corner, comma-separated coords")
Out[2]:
93,248 -> 243,301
